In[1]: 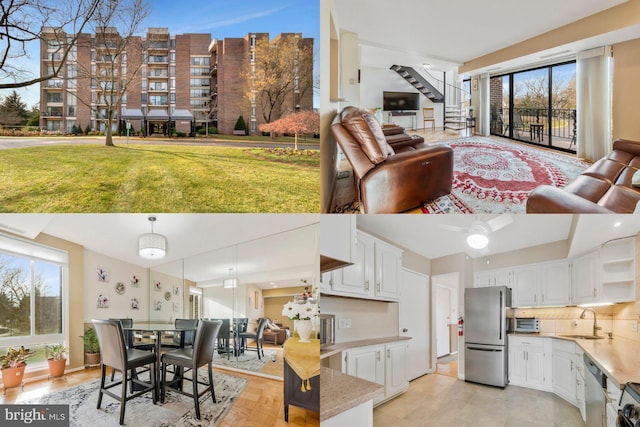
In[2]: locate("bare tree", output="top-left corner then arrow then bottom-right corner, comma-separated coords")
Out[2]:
243,34 -> 314,126
72,0 -> 150,146
0,0 -> 100,89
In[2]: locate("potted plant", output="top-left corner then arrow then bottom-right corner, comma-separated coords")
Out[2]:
46,344 -> 68,378
0,346 -> 34,389
82,327 -> 100,366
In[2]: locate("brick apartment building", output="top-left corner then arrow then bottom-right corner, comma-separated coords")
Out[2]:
209,33 -> 314,134
40,28 -> 313,136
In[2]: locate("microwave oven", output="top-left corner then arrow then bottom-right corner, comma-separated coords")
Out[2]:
319,314 -> 335,348
513,317 -> 540,333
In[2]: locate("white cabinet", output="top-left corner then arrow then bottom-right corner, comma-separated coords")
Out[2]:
322,231 -> 402,302
332,232 -> 374,297
345,345 -> 385,405
374,240 -> 402,300
508,336 -> 551,391
344,341 -> 409,405
320,215 -> 356,266
575,346 -> 586,423
474,269 -> 510,287
552,340 -> 577,405
384,341 -> 409,398
572,251 -> 601,305
539,260 -> 571,306
511,265 -> 539,307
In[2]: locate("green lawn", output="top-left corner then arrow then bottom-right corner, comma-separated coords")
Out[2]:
0,144 -> 319,212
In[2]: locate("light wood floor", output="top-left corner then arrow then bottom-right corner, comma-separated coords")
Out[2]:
0,366 -> 319,427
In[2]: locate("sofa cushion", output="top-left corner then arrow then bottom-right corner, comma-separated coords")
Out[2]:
617,168 -> 640,189
563,175 -> 611,202
582,158 -> 626,185
607,149 -> 636,165
598,186 -> 640,213
341,107 -> 394,164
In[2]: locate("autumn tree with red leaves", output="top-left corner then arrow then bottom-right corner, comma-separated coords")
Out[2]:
259,110 -> 319,150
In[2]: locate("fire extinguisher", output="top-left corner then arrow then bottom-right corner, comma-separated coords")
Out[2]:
458,316 -> 464,336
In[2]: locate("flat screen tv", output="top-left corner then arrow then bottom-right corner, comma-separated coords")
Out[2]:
383,91 -> 420,111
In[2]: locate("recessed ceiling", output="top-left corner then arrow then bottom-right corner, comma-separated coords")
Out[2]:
333,0 -> 631,72
356,214 -> 640,260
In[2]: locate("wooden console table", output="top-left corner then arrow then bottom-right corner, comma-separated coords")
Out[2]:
283,338 -> 320,421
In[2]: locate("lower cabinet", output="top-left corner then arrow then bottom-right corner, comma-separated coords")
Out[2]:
344,341 -> 409,405
508,336 -> 551,391
552,340 -> 577,405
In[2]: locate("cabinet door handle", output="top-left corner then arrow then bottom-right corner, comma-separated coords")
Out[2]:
329,278 -> 333,288
377,282 -> 381,292
364,280 -> 369,291
376,351 -> 380,361
571,360 -> 574,371
387,349 -> 390,359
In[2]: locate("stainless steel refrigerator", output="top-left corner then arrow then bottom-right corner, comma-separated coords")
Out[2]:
464,286 -> 511,388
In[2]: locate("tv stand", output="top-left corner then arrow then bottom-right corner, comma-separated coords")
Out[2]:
388,110 -> 417,130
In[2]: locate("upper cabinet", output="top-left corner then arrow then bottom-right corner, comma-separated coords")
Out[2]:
476,236 -> 637,307
320,215 -> 356,273
321,230 -> 403,302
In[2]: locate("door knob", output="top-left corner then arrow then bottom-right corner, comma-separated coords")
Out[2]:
402,328 -> 408,333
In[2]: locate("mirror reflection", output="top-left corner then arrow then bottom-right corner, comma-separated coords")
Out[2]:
150,223 -> 318,378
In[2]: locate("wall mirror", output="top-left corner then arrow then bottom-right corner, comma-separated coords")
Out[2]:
150,222 -> 318,378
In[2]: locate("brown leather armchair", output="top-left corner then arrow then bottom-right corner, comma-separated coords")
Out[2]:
331,107 -> 453,213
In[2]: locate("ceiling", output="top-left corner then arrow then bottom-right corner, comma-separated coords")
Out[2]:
333,0 -> 635,73
0,214 -> 319,289
357,214 -> 640,260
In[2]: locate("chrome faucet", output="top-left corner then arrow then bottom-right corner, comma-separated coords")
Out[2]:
580,308 -> 603,337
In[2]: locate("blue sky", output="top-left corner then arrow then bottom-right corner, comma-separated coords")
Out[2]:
1,0 -> 319,110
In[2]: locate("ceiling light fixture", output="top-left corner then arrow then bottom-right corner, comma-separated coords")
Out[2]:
614,221 -> 622,228
138,216 -> 167,259
466,224 -> 489,250
422,63 -> 431,69
223,268 -> 238,289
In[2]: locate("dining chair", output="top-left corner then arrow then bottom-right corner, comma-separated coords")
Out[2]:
212,318 -> 232,359
92,319 -> 157,426
161,319 -> 222,420
108,318 -> 146,383
238,317 -> 269,360
169,318 -> 199,348
234,318 -> 248,352
423,107 -> 435,131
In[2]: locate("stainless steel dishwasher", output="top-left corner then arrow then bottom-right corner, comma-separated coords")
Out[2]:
584,353 -> 606,427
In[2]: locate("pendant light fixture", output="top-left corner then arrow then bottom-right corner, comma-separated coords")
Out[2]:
138,216 -> 167,259
223,268 -> 238,288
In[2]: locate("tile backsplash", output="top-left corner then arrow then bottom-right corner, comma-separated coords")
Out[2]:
511,302 -> 640,342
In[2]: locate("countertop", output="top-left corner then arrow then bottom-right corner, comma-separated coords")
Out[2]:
320,367 -> 384,421
508,333 -> 640,389
320,336 -> 412,360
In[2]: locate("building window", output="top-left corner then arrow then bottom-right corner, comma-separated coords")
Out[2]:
190,57 -> 209,66
170,93 -> 175,104
0,234 -> 68,370
149,95 -> 167,105
46,93 -> 63,103
141,93 -> 147,104
141,79 -> 147,90
190,78 -> 209,87
251,120 -> 256,132
66,120 -> 76,133
170,52 -> 175,62
170,39 -> 175,50
170,79 -> 175,89
170,65 -> 175,76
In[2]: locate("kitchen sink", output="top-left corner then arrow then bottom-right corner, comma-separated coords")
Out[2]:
560,334 -> 606,340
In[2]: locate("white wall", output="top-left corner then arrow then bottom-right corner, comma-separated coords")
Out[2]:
321,296 -> 399,342
149,269 -> 183,323
83,249 -> 149,322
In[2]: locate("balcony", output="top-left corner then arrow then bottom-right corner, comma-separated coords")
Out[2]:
209,64 -> 218,75
42,110 -> 64,118
42,53 -> 64,62
491,107 -> 576,152
44,80 -> 64,90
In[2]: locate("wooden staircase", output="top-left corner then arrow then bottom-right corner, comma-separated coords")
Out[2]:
390,65 -> 444,103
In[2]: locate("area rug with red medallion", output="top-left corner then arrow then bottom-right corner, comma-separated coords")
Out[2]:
422,137 -> 591,214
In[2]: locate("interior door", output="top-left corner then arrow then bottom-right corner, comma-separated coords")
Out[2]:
436,285 -> 451,357
399,269 -> 429,380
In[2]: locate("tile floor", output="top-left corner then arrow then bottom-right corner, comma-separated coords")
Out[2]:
373,374 -> 584,427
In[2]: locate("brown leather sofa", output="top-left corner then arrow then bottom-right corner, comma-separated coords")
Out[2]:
527,139 -> 640,213
331,107 -> 453,213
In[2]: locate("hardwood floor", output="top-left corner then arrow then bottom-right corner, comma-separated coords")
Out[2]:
0,366 -> 319,427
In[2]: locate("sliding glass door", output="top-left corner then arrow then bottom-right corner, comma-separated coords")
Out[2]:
490,61 -> 576,154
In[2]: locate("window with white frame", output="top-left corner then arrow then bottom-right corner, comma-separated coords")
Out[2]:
0,234 -> 68,370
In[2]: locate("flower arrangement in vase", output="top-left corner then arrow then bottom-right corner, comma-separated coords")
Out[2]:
282,285 -> 319,342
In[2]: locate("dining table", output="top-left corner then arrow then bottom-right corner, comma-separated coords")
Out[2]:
124,323 -> 197,392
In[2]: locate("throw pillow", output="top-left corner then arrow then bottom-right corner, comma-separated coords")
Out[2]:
341,107 -> 394,164
632,169 -> 640,188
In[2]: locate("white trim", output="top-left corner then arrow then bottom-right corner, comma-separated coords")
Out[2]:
0,232 -> 68,264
